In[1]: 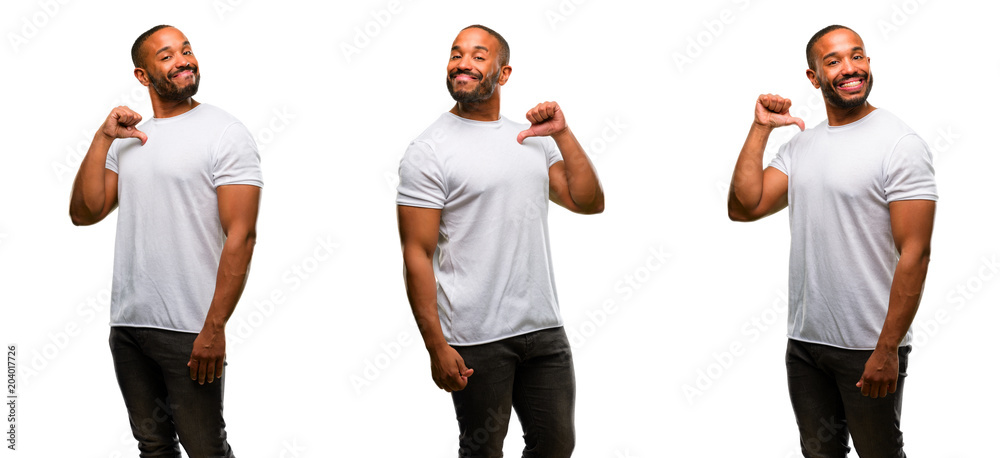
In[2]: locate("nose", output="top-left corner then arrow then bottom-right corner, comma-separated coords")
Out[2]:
841,58 -> 857,75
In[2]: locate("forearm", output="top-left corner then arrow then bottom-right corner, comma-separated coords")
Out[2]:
552,127 -> 604,213
69,132 -> 114,224
202,229 -> 256,332
876,250 -> 931,350
728,123 -> 772,218
402,251 -> 448,350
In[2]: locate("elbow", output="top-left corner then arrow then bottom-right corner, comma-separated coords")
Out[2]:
69,208 -> 97,226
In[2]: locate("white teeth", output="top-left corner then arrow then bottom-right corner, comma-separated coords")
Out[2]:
840,80 -> 861,88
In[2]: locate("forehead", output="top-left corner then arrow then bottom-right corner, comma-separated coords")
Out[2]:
451,28 -> 497,53
814,28 -> 865,57
144,27 -> 191,56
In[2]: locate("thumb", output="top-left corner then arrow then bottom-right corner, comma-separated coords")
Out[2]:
792,117 -> 805,131
516,128 -> 534,145
855,378 -> 863,388
126,126 -> 148,146
458,360 -> 473,377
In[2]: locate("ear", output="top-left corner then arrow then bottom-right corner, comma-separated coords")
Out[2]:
134,67 -> 150,87
805,68 -> 820,89
498,65 -> 512,86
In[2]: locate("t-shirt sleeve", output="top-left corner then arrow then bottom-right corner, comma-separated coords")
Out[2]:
105,139 -> 121,173
212,122 -> 263,188
767,141 -> 791,176
884,133 -> 937,202
397,141 -> 446,209
544,136 -> 562,168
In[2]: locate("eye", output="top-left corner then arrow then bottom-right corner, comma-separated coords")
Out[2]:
183,50 -> 193,55
450,55 -> 460,60
852,55 -> 863,60
827,60 -> 838,66
474,56 -> 485,61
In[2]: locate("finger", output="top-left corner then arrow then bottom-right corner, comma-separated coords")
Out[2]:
197,359 -> 208,385
889,378 -> 897,394
127,127 -> 148,145
516,129 -> 533,144
858,380 -> 870,396
205,360 -> 217,384
792,117 -> 805,131
878,382 -> 888,398
215,358 -> 225,380
188,359 -> 198,380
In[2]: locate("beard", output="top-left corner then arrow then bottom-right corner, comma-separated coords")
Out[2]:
149,66 -> 201,101
446,68 -> 500,104
820,71 -> 874,109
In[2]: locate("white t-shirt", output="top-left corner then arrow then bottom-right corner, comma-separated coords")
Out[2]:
769,109 -> 937,349
397,112 -> 564,345
105,104 -> 263,333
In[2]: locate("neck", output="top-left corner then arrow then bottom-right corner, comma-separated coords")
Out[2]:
450,95 -> 501,121
825,102 -> 876,126
151,95 -> 200,119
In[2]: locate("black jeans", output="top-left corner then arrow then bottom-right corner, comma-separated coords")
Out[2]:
786,338 -> 910,458
109,327 -> 234,458
451,326 -> 576,458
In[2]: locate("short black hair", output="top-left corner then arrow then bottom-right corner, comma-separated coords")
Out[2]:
462,24 -> 510,67
805,25 -> 857,71
131,24 -> 174,69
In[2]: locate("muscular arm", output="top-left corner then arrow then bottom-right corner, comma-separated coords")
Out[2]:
397,205 -> 472,392
727,94 -> 803,222
69,107 -> 147,225
516,101 -> 604,214
548,128 -> 604,214
857,199 -> 935,398
187,184 -> 261,384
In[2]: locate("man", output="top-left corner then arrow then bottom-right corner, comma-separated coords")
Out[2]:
727,25 -> 936,457
69,25 -> 261,458
396,25 -> 604,458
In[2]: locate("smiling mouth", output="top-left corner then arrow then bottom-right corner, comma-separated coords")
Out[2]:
171,69 -> 195,79
837,77 -> 864,91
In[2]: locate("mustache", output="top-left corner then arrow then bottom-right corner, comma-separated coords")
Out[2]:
835,72 -> 868,84
449,69 -> 481,79
169,65 -> 198,78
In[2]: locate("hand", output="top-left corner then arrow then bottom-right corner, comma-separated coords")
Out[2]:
101,106 -> 148,145
428,343 -> 473,392
754,94 -> 805,131
856,347 -> 899,399
517,101 -> 567,144
188,327 -> 226,385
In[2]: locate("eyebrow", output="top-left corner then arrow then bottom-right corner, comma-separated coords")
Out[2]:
451,45 -> 490,53
156,41 -> 191,55
823,46 -> 864,60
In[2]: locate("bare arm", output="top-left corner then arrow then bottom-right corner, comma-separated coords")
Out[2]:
727,94 -> 804,222
857,199 -> 935,398
516,102 -> 604,214
187,184 -> 261,385
397,205 -> 473,392
69,106 -> 148,226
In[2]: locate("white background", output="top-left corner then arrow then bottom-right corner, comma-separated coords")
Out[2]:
1,0 -> 995,456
